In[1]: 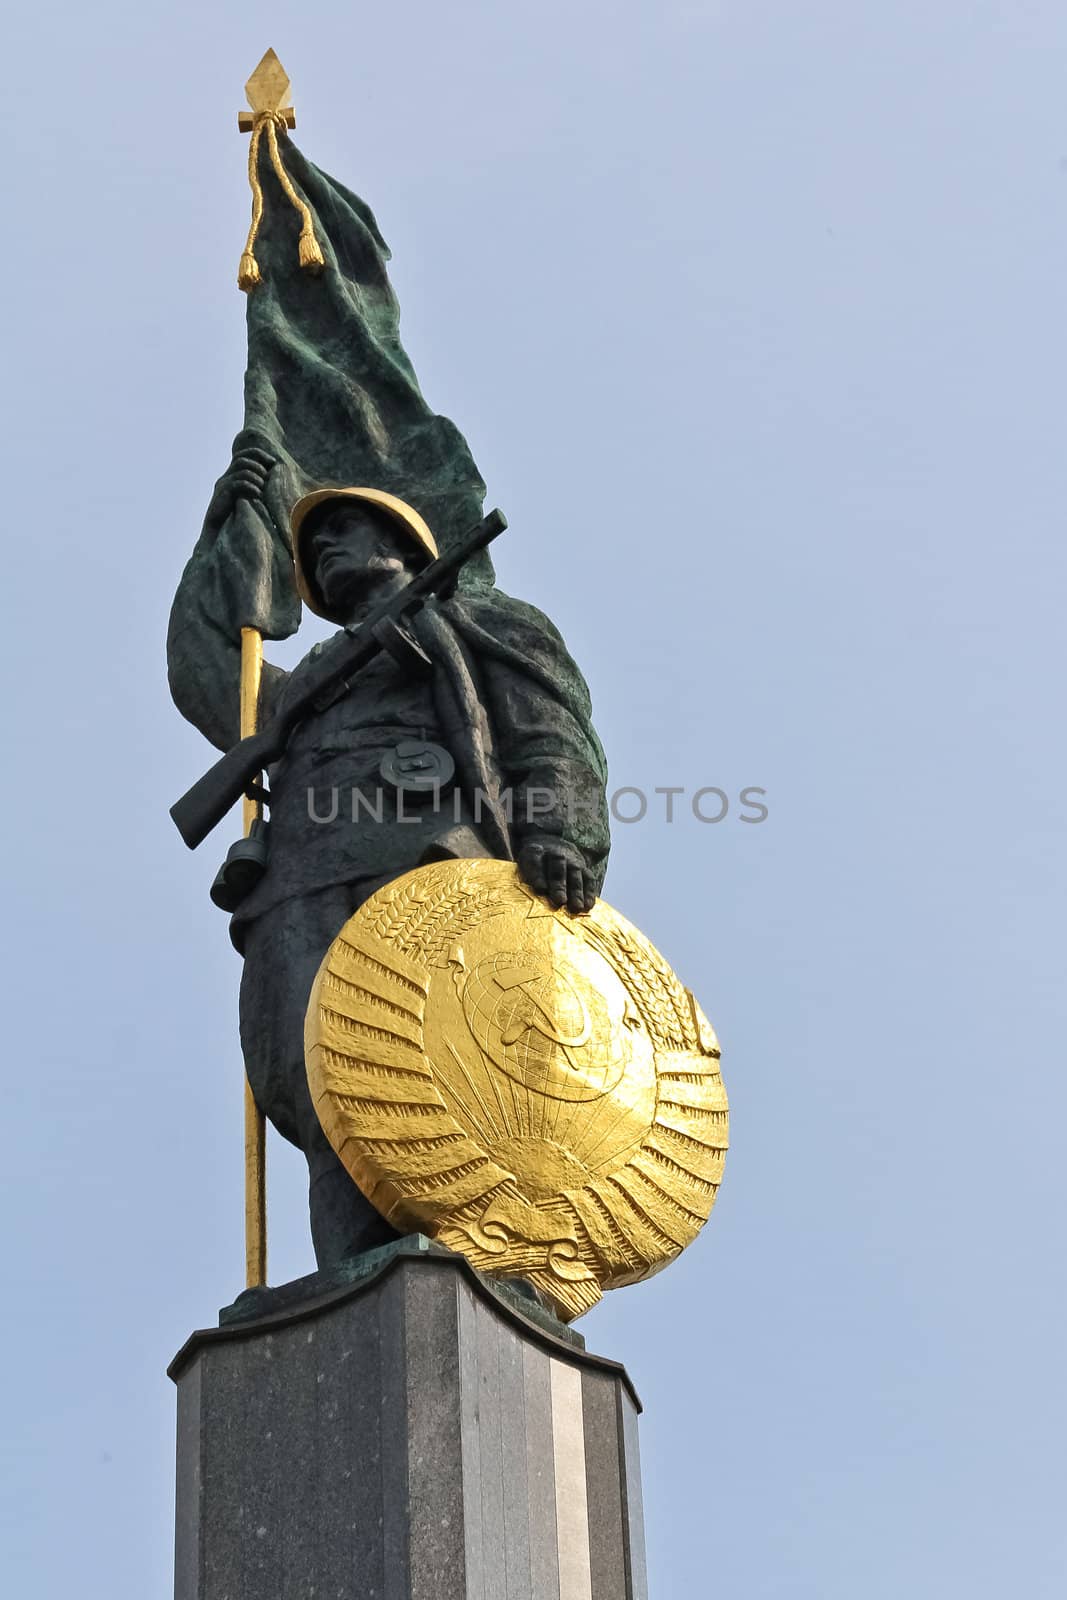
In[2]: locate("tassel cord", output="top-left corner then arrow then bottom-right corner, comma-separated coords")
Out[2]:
238,112 -> 325,291
238,119 -> 268,289
265,117 -> 325,271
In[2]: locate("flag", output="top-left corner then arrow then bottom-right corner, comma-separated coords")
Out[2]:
235,132 -> 493,642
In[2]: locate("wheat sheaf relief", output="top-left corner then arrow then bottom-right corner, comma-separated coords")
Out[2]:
305,860 -> 728,1321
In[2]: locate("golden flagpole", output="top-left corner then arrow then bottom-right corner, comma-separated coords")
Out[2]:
240,627 -> 267,1288
233,47 -> 304,1291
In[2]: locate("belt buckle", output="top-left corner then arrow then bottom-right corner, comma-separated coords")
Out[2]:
380,739 -> 456,795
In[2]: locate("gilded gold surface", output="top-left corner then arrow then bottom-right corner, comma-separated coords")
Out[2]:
304,860 -> 728,1320
289,488 -> 439,618
239,626 -> 267,1288
243,1077 -> 266,1288
236,50 -> 322,293
239,626 -> 263,832
242,48 -> 293,119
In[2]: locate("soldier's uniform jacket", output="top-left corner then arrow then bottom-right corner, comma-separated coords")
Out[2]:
167,553 -> 611,940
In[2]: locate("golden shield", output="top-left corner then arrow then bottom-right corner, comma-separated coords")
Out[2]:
304,859 -> 728,1320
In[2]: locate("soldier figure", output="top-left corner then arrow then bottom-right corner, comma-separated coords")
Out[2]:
168,444 -> 610,1267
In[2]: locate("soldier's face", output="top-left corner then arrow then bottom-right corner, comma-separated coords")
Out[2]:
305,502 -> 415,612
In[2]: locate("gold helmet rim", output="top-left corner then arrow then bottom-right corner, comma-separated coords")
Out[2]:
290,487 -> 439,618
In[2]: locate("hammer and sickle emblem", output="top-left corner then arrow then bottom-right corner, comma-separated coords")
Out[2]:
494,965 -> 592,1057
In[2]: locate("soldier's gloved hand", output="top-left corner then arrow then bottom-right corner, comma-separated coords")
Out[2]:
517,838 -> 598,915
205,446 -> 277,530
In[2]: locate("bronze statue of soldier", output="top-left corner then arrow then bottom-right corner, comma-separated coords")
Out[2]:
168,443 -> 610,1267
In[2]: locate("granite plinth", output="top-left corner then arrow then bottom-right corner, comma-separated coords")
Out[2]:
170,1239 -> 647,1600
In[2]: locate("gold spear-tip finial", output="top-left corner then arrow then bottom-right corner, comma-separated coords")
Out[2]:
239,48 -> 295,130
236,49 -> 325,293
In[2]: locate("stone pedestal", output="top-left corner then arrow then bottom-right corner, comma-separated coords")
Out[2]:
170,1238 -> 648,1599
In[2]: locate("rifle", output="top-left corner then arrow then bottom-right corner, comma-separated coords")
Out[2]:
170,508 -> 508,850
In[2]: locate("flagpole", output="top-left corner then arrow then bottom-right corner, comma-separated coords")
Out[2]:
234,52 -> 289,1294
240,625 -> 267,1288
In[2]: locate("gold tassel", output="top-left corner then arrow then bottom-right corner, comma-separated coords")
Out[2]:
238,119 -> 267,294
238,111 -> 327,291
264,116 -> 326,277
238,251 -> 262,291
298,225 -> 325,273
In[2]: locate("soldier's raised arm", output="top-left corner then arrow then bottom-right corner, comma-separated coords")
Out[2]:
168,441 -> 299,751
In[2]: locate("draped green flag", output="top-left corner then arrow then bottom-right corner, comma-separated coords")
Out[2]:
232,131 -> 493,641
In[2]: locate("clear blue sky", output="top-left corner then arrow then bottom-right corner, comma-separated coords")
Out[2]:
3,3 -> 1065,1595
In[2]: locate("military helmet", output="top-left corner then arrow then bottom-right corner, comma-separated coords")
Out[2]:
290,487 -> 438,619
